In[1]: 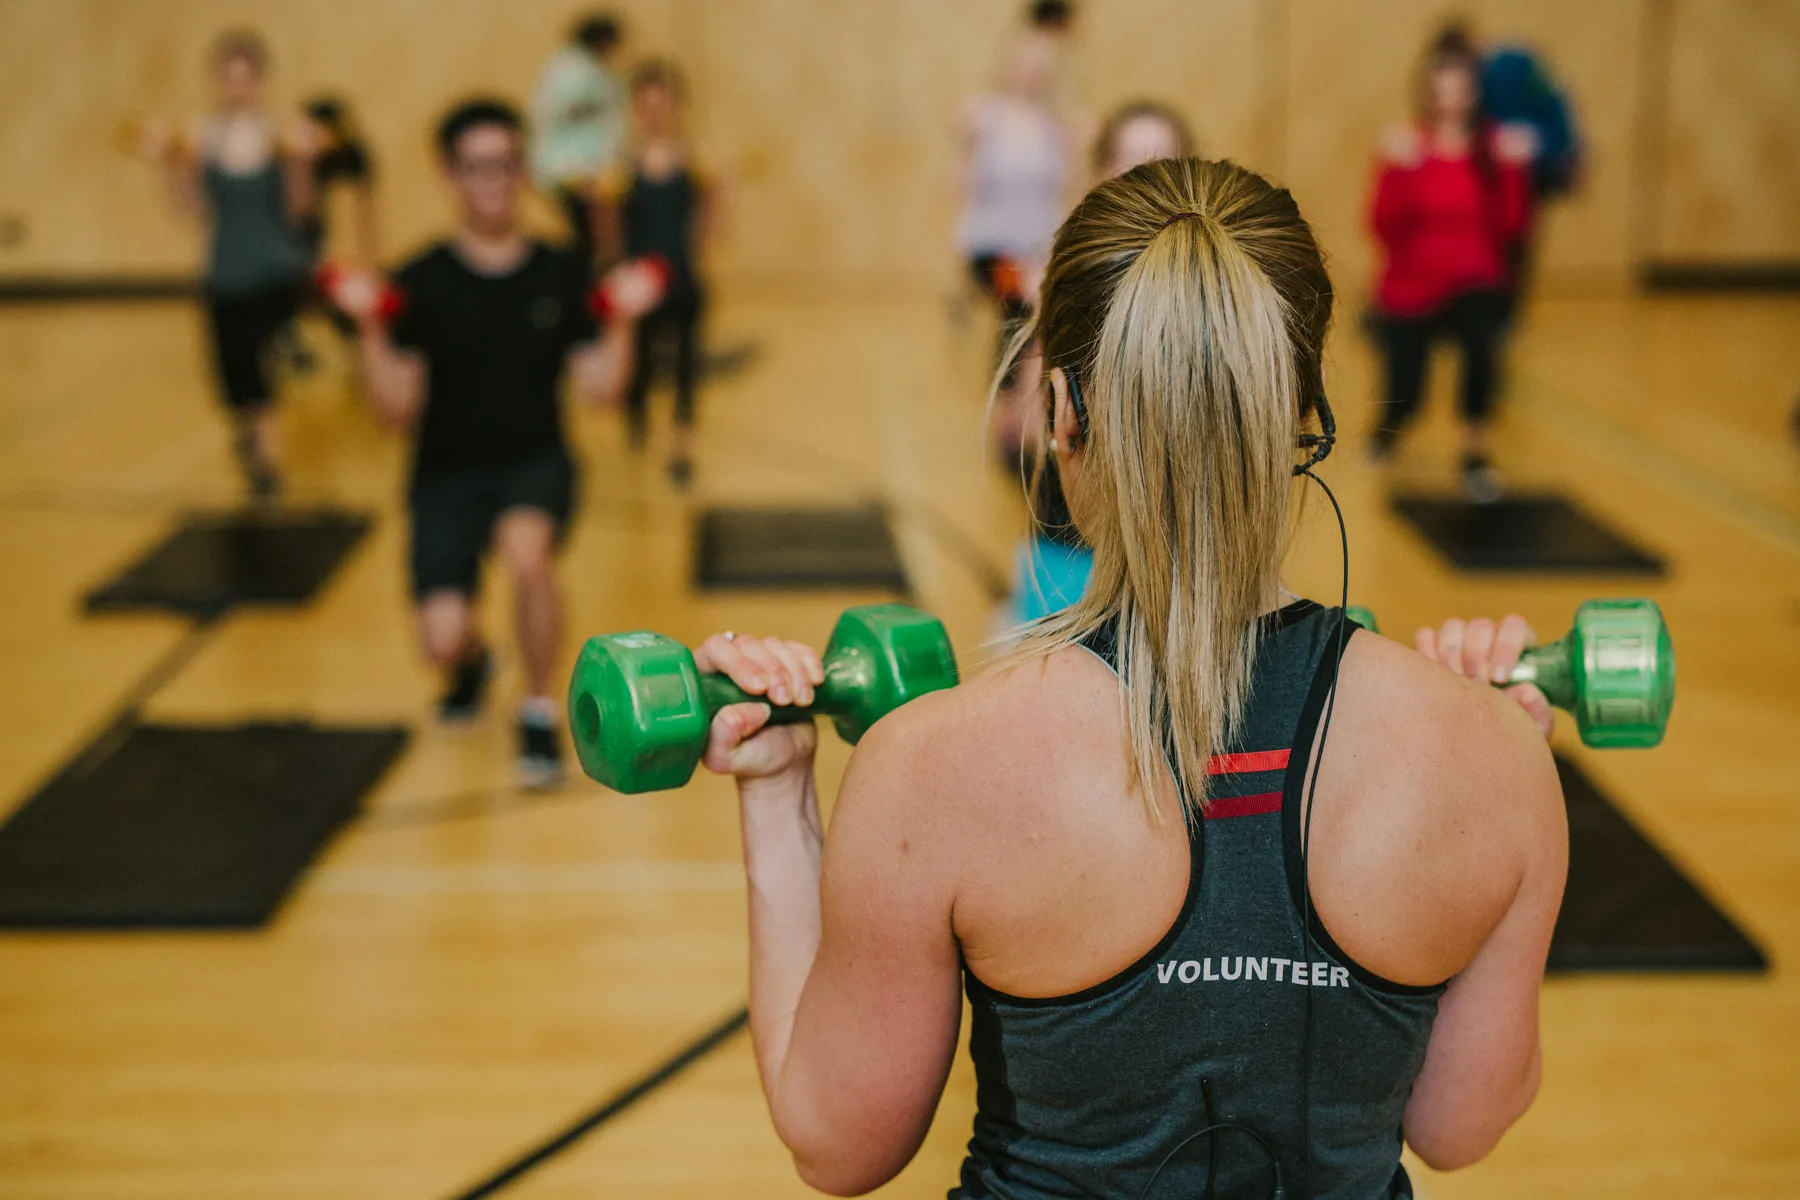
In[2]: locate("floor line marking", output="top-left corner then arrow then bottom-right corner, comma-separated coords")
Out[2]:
1513,371 -> 1800,557
441,1004 -> 750,1200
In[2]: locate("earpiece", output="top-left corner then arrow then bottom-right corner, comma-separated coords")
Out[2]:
1063,368 -> 1090,446
1293,393 -> 1336,476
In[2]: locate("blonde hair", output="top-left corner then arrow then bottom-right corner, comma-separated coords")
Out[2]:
1000,158 -> 1333,819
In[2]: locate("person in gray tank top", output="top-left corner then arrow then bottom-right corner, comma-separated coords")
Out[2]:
685,159 -> 1568,1199
136,30 -> 316,497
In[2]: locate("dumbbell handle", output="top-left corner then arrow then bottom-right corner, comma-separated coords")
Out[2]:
695,644 -> 883,726
1502,640 -> 1577,711
1396,639 -> 1582,712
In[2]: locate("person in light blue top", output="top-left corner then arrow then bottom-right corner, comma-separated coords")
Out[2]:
530,13 -> 627,266
1013,533 -> 1092,625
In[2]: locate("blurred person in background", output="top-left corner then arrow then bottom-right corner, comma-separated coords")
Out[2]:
957,4 -> 1084,333
1092,100 -> 1194,182
597,60 -> 714,489
962,5 -> 1087,491
291,96 -> 380,361
1368,25 -> 1535,504
530,12 -> 627,267
135,29 -> 317,499
1002,101 -> 1196,633
341,100 -> 656,788
296,97 -> 379,276
1479,33 -> 1582,324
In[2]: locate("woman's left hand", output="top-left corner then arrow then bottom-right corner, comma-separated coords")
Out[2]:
695,633 -> 827,782
1415,615 -> 1556,740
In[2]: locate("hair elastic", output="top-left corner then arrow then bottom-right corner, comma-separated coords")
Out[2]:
1161,211 -> 1205,229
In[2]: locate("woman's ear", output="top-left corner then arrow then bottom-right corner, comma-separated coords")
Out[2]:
1049,367 -> 1083,453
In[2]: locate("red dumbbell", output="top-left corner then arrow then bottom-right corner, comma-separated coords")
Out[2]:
588,254 -> 672,322
314,261 -> 405,325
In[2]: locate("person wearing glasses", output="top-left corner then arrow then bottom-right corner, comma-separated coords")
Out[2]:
343,99 -> 654,787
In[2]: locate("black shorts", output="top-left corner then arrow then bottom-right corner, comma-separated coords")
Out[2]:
408,453 -> 577,599
206,282 -> 301,411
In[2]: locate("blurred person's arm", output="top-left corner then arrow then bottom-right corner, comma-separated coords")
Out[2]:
693,165 -> 720,262
280,117 -> 321,228
567,260 -> 662,406
1492,124 -> 1538,242
1371,126 -> 1422,248
341,269 -> 425,429
143,119 -> 205,221
347,147 -> 382,264
952,98 -> 982,201
592,165 -> 628,265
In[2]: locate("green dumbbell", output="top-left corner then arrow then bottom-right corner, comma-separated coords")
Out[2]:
568,603 -> 960,793
1344,599 -> 1674,749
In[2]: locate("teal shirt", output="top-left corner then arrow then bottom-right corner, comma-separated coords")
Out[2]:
530,46 -> 625,188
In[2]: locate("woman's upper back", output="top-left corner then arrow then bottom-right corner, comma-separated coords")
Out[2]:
877,603 -> 1557,1196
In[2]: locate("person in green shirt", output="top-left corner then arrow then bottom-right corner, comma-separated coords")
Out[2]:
530,13 -> 626,266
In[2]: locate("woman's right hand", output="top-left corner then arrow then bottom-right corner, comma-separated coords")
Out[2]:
694,633 -> 826,785
1415,615 -> 1555,740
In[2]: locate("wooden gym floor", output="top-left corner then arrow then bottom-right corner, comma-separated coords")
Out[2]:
0,287 -> 1797,1198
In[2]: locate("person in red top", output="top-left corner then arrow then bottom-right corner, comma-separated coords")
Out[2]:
1369,27 -> 1535,502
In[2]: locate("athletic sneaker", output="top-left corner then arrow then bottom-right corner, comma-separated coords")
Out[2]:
1461,454 -> 1504,505
516,714 -> 566,790
437,646 -> 492,723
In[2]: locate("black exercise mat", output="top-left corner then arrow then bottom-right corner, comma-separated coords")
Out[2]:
695,505 -> 909,592
85,509 -> 372,617
1549,756 -> 1765,972
1391,493 -> 1664,574
0,721 -> 408,928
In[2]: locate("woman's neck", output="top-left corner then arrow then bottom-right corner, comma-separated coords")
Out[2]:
636,136 -> 684,177
1430,119 -> 1473,155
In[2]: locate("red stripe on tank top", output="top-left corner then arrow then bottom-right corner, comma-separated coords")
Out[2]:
1206,749 -> 1291,775
1202,791 -> 1284,820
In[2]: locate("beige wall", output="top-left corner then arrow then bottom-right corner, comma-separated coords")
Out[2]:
0,0 -> 1795,293
1651,0 -> 1800,262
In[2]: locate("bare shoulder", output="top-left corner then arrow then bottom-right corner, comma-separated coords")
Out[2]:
847,643 -> 1115,799
1307,631 -> 1565,986
1343,631 -> 1557,792
835,644 -> 1122,844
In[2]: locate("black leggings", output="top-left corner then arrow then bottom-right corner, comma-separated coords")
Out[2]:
206,282 -> 301,412
1376,290 -> 1508,437
557,186 -> 597,267
625,286 -> 704,435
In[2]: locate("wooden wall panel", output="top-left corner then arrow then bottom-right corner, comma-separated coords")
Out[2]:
1654,0 -> 1800,262
1,0 -> 1796,291
0,0 -> 681,277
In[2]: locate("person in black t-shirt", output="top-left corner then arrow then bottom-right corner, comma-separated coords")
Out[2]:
338,99 -> 658,788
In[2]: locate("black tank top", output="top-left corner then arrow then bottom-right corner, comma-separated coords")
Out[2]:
622,165 -> 700,292
954,602 -> 1443,1200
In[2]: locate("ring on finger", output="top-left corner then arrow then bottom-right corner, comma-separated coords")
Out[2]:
721,631 -> 736,642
